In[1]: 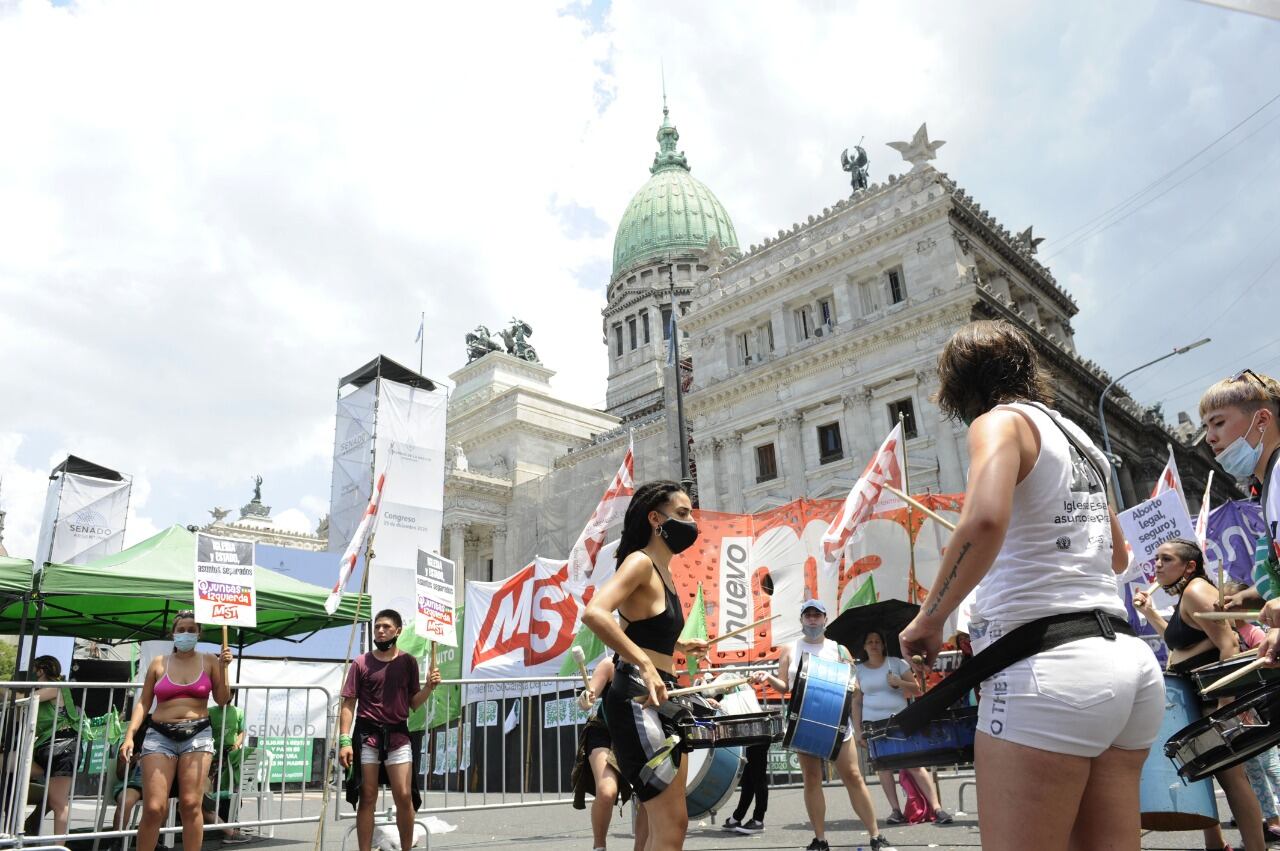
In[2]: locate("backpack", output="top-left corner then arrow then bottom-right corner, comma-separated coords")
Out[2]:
900,770 -> 932,824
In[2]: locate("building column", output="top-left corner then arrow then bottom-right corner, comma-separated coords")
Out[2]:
1119,461 -> 1139,509
447,521 -> 468,584
845,388 -> 877,465
934,406 -> 965,492
770,306 -> 788,354
491,524 -> 507,580
722,434 -> 745,513
832,277 -> 854,327
695,437 -> 721,511
780,414 -> 806,499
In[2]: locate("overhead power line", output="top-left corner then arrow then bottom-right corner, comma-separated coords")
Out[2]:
1043,90 -> 1280,261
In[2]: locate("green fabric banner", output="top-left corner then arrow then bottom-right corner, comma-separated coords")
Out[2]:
679,583 -> 708,677
841,574 -> 878,613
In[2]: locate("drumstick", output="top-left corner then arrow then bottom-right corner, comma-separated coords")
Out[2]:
571,645 -> 591,691
651,677 -> 750,700
1203,657 -> 1268,694
882,485 -> 956,531
1189,648 -> 1258,672
1193,611 -> 1262,622
707,614 -> 781,647
1218,563 -> 1225,608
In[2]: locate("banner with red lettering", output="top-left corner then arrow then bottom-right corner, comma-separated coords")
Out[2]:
460,494 -> 961,698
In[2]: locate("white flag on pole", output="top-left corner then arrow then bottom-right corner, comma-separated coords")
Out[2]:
1150,446 -> 1189,516
821,423 -> 906,568
567,432 -> 635,588
325,470 -> 386,615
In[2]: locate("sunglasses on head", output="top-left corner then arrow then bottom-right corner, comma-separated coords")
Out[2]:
1231,369 -> 1277,401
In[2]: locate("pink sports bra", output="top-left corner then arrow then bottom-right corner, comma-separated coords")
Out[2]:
154,657 -> 212,703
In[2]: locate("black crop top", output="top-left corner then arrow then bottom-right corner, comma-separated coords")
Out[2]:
619,564 -> 686,656
1165,596 -> 1208,651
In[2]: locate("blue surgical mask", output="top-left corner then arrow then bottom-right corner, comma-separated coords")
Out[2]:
173,633 -> 199,652
802,623 -> 825,641
1216,413 -> 1265,478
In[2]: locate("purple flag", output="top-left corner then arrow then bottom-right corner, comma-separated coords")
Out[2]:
1204,499 -> 1266,585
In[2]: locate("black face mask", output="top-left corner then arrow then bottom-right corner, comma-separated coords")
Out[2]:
657,514 -> 699,554
374,637 -> 397,652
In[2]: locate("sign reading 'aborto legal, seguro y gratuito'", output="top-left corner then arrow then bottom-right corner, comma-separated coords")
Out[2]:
194,532 -> 258,628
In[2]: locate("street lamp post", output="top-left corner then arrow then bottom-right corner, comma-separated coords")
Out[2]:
1098,337 -> 1211,509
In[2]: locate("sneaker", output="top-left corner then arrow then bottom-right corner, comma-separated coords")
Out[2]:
934,808 -> 954,825
805,838 -> 830,851
734,819 -> 764,834
870,836 -> 898,851
885,810 -> 906,825
724,816 -> 742,830
221,833 -> 255,845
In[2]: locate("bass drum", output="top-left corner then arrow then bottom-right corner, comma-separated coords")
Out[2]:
1140,674 -> 1218,830
685,744 -> 743,820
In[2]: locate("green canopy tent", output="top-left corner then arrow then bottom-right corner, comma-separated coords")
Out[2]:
0,526 -> 369,645
0,557 -> 34,598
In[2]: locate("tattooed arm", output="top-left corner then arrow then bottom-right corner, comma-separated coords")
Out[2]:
900,409 -> 1027,664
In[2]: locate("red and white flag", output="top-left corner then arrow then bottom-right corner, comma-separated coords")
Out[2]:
1194,470 -> 1214,552
325,471 -> 386,615
1151,447 -> 1189,515
822,423 -> 906,567
567,432 -> 635,588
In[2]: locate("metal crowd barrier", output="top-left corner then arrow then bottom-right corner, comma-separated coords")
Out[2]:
0,680 -> 336,850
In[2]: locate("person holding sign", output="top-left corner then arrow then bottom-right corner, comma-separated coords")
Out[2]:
1133,539 -> 1265,851
582,481 -> 709,851
898,320 -> 1164,851
119,610 -> 234,851
338,609 -> 442,851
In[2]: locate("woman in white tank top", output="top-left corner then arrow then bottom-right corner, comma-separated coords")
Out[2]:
899,320 -> 1165,851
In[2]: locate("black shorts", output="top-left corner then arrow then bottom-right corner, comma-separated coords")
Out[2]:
33,739 -> 77,778
583,717 -> 612,755
602,660 -> 681,803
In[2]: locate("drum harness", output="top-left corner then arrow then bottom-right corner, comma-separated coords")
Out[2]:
896,403 -> 1134,736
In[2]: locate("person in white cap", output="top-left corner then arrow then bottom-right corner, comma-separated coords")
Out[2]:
753,599 -> 893,851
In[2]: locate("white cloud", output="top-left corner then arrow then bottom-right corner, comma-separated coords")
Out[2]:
272,508 -> 314,535
1,0 -> 1277,550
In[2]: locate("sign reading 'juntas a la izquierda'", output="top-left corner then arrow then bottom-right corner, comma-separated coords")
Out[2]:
194,532 -> 257,628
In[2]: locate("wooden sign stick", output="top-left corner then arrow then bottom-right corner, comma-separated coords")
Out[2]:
221,626 -> 230,666
883,485 -> 956,532
707,614 -> 781,647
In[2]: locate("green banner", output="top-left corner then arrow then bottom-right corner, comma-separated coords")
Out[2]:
767,742 -> 800,774
259,736 -> 312,783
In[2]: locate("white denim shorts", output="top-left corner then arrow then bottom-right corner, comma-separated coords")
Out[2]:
972,627 -> 1165,758
360,743 -> 411,765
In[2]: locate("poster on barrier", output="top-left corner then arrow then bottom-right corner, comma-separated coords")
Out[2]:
194,533 -> 257,628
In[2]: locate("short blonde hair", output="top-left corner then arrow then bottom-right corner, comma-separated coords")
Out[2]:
1199,370 -> 1280,419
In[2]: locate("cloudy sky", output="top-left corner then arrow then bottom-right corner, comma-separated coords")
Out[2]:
1,0 -> 1277,559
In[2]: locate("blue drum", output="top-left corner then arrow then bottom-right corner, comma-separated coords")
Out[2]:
864,707 -> 977,771
685,744 -> 743,819
783,654 -> 857,760
1140,673 -> 1217,831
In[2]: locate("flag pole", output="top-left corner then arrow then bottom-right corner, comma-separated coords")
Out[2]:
418,311 -> 425,377
666,261 -> 693,496
900,411 -> 917,602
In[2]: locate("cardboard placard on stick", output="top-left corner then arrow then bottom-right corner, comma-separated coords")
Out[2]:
415,550 -> 457,646
194,532 -> 257,629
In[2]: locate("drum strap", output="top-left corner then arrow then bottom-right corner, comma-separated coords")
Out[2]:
892,609 -> 1134,735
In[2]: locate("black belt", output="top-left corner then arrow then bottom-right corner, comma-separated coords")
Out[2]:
894,609 -> 1134,735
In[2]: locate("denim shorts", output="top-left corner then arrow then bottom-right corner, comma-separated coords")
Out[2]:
140,725 -> 215,758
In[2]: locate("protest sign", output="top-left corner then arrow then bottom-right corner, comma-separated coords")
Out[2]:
415,550 -> 457,646
1117,490 -> 1197,568
194,533 -> 257,628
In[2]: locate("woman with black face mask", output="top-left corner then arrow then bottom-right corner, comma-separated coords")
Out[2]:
583,481 -> 708,851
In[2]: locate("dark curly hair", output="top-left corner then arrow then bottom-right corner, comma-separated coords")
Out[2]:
935,320 -> 1054,423
616,481 -> 687,565
1160,537 -> 1207,581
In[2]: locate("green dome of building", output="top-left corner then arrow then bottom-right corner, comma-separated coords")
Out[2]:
611,105 -> 738,280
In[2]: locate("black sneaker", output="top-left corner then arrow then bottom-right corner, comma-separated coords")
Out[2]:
805,838 -> 829,851
734,819 -> 764,834
885,809 -> 906,825
723,816 -> 742,831
870,836 -> 898,851
934,808 -> 954,825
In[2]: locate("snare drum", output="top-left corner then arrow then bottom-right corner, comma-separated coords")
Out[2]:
1165,681 -> 1280,782
864,707 -> 977,771
685,745 -> 743,819
783,654 -> 857,760
1139,674 -> 1217,830
1190,655 -> 1280,699
680,712 -> 783,749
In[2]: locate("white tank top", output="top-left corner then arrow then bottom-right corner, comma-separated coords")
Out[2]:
971,402 -> 1124,630
787,637 -> 844,689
